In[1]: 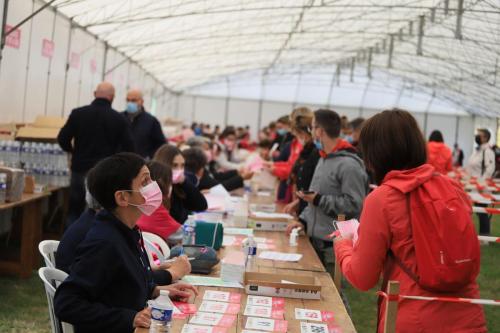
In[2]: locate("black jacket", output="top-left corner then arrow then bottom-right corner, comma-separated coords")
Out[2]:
58,98 -> 135,173
170,180 -> 208,223
291,142 -> 320,215
54,210 -> 157,333
272,132 -> 294,155
122,109 -> 166,159
196,167 -> 243,192
56,209 -> 96,274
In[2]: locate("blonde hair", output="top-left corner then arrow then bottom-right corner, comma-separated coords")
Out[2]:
290,107 -> 312,122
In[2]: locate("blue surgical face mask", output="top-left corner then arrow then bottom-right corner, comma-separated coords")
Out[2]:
345,135 -> 354,144
314,139 -> 323,151
277,128 -> 288,136
126,102 -> 139,113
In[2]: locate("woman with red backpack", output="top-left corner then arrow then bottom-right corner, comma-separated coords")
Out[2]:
334,109 -> 486,332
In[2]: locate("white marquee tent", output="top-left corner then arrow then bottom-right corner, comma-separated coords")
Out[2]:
0,0 -> 498,157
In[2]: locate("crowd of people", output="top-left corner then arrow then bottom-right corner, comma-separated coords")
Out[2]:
51,81 -> 496,332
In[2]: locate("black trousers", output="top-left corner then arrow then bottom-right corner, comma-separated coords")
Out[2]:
66,171 -> 87,228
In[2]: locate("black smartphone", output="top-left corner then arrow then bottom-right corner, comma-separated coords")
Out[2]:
301,190 -> 315,194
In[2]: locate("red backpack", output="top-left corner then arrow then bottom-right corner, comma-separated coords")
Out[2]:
393,174 -> 480,293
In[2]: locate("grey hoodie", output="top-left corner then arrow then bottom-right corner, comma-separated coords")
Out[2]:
299,149 -> 368,241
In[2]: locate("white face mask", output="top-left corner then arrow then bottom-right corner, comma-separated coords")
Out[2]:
124,181 -> 163,216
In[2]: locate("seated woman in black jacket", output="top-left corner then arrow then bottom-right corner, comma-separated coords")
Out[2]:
54,153 -> 197,333
153,144 -> 208,223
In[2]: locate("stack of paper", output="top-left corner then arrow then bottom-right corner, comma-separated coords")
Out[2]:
335,219 -> 360,244
220,251 -> 246,283
259,251 -> 303,262
182,275 -> 243,289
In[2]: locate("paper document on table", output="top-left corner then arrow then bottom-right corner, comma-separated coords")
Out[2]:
334,219 -> 360,244
210,184 -> 231,197
251,212 -> 293,219
259,251 -> 303,262
182,275 -> 243,288
224,227 -> 254,236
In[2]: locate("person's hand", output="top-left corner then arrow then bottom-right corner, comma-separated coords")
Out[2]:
133,307 -> 151,328
283,199 -> 299,215
167,255 -> 191,280
296,191 -> 317,203
159,282 -> 198,302
286,221 -> 303,236
201,189 -> 210,194
262,161 -> 274,170
239,170 -> 254,180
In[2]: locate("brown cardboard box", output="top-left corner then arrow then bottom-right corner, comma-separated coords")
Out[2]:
244,272 -> 322,299
0,166 -> 25,202
16,116 -> 66,140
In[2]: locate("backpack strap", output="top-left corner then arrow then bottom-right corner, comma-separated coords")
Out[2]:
389,193 -> 420,284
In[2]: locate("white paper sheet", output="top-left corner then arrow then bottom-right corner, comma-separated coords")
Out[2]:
259,251 -> 302,262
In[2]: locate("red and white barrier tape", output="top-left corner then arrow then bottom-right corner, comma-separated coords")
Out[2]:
377,291 -> 500,306
472,206 -> 500,214
478,235 -> 500,243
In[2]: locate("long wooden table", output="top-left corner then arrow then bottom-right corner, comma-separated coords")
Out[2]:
0,192 -> 50,278
137,192 -> 355,333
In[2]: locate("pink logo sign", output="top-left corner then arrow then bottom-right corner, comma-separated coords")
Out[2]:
90,59 -> 97,73
42,39 -> 54,58
4,25 -> 21,49
70,52 -> 80,69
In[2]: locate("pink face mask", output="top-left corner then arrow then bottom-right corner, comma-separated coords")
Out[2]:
172,169 -> 184,184
127,181 -> 163,216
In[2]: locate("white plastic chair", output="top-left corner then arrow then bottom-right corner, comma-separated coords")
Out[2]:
142,231 -> 170,266
38,267 -> 74,333
39,240 -> 60,268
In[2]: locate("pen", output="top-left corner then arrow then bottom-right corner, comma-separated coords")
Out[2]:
163,257 -> 196,263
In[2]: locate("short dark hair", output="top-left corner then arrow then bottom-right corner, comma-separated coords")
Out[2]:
220,126 -> 236,139
313,109 -> 341,138
429,130 -> 444,143
183,148 -> 207,174
349,117 -> 365,131
478,128 -> 491,142
360,108 -> 427,184
153,144 -> 181,167
147,161 -> 172,199
258,139 -> 273,149
87,152 -> 145,211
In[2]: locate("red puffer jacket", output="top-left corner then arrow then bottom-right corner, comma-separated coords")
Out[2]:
335,164 -> 486,333
427,141 -> 453,174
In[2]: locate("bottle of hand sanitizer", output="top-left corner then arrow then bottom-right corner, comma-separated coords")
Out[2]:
289,228 -> 299,247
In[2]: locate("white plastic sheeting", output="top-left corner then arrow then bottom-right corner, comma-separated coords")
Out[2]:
47,0 -> 500,117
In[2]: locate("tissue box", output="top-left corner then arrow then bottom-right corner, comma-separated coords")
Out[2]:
220,251 -> 246,283
0,166 -> 25,202
244,272 -> 321,299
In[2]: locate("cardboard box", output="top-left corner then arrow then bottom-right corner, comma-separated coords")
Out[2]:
248,212 -> 292,231
16,116 -> 66,140
0,166 -> 25,202
244,272 -> 321,299
0,123 -> 17,140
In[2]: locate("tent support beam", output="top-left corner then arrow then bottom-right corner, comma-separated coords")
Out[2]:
417,15 -> 424,56
0,0 -> 10,67
455,0 -> 464,39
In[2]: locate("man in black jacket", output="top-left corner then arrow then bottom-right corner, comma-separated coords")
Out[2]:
58,82 -> 135,227
123,89 -> 166,159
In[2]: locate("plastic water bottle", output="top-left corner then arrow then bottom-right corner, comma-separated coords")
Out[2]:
0,173 -> 6,204
149,290 -> 173,333
243,235 -> 257,270
182,215 -> 196,245
289,227 -> 299,247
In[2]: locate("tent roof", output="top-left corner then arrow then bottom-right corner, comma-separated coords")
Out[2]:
49,0 -> 500,117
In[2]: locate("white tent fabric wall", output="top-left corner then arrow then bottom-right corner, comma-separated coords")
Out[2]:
0,0 -> 175,124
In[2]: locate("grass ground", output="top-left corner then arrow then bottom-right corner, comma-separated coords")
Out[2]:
0,217 -> 498,333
